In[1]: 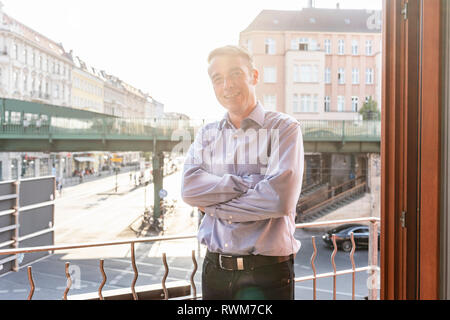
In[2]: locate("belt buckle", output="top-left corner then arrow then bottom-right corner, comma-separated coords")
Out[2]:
219,254 -> 244,271
219,254 -> 233,271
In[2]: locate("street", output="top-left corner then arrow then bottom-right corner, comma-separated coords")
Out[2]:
0,169 -> 378,300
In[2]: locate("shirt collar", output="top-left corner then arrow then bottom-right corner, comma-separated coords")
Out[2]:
244,102 -> 265,129
219,102 -> 266,130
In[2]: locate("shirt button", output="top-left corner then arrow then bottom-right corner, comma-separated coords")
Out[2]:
228,220 -> 232,224
210,214 -> 214,217
225,243 -> 228,248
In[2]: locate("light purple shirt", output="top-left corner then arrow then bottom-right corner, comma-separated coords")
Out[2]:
181,103 -> 304,256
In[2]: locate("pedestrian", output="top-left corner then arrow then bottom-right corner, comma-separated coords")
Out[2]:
181,45 -> 304,300
57,177 -> 63,196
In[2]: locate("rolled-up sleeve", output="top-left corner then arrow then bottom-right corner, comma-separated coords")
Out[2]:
181,127 -> 251,208
205,123 -> 304,223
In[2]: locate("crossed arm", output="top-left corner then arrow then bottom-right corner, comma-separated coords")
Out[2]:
181,123 -> 304,223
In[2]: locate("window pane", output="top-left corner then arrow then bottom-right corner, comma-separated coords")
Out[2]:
265,38 -> 276,55
293,94 -> 300,113
325,39 -> 331,54
338,39 -> 345,55
264,67 -> 277,83
263,94 -> 277,111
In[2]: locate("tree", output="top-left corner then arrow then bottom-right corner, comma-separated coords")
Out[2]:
359,97 -> 381,120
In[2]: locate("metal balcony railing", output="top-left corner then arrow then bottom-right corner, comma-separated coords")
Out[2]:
1,112 -> 381,143
0,217 -> 380,300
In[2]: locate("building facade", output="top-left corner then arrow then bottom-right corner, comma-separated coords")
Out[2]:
71,56 -> 104,113
100,71 -> 127,118
239,7 -> 382,121
122,82 -> 146,119
0,4 -> 74,181
145,96 -> 164,119
0,3 -> 164,182
0,8 -> 73,106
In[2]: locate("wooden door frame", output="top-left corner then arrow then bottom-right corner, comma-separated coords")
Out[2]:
382,0 -> 442,300
418,0 -> 442,299
441,0 -> 450,300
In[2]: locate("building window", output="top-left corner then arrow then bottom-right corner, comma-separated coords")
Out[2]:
294,94 -> 319,112
312,65 -> 319,82
23,74 -> 27,92
293,94 -> 300,113
366,68 -> 374,84
300,65 -> 311,82
352,40 -> 359,55
13,44 -> 18,59
297,64 -> 319,83
54,84 -> 59,99
338,39 -> 345,55
338,68 -> 345,84
337,96 -> 345,112
325,68 -> 331,84
351,96 -> 359,112
312,94 -> 318,112
245,39 -> 252,53
324,96 -> 331,112
13,72 -> 18,89
265,38 -> 276,55
324,39 -> 331,54
300,95 -> 310,112
293,65 -> 300,82
310,39 -> 318,51
23,49 -> 28,64
263,67 -> 277,83
352,68 -> 360,84
263,95 -> 277,111
299,38 -> 309,51
39,56 -> 42,70
366,40 -> 373,56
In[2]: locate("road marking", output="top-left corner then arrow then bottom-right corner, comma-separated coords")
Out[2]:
108,258 -> 198,273
12,289 -> 27,293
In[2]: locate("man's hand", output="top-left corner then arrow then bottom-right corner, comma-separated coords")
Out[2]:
198,206 -> 205,212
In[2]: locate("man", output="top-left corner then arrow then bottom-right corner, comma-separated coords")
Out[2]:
181,45 -> 304,300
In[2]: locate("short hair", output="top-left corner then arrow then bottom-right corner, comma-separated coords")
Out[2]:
207,45 -> 255,70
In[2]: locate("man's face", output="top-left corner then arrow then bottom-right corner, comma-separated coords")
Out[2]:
208,55 -> 259,115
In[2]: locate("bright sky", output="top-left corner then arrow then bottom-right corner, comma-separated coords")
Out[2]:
1,0 -> 381,120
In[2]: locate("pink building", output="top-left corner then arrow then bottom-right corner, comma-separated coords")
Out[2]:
239,7 -> 382,121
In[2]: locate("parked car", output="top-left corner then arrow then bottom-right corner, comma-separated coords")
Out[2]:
322,224 -> 380,252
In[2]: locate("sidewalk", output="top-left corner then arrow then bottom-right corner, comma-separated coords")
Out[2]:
62,165 -> 139,188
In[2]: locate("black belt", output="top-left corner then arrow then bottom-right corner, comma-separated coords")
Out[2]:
206,251 -> 293,271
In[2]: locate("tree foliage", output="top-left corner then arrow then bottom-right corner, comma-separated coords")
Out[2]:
359,97 -> 380,120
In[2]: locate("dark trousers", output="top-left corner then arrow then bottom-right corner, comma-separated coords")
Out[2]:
202,255 -> 295,300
